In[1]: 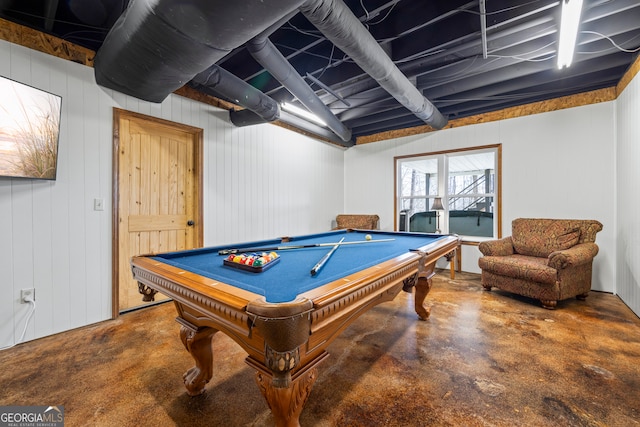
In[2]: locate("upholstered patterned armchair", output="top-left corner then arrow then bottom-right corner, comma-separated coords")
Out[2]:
334,214 -> 380,230
478,218 -> 603,309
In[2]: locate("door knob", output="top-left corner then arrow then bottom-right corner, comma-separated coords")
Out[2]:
187,220 -> 195,226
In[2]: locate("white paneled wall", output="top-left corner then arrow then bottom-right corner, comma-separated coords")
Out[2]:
616,72 -> 640,316
0,40 -> 345,349
344,103 -> 617,293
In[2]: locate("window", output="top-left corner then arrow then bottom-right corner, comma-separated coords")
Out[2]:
395,145 -> 501,239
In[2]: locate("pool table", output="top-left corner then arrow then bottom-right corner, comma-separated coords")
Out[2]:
131,229 -> 460,426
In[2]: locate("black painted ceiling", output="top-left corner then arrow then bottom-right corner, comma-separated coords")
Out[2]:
2,0 -> 639,139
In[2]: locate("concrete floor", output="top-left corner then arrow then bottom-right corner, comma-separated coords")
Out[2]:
1,271 -> 639,426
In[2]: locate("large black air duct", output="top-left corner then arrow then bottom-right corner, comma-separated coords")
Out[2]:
191,65 -> 280,122
300,0 -> 448,130
94,0 -> 307,103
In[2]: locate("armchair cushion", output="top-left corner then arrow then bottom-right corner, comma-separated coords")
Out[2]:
512,219 -> 580,257
479,254 -> 557,285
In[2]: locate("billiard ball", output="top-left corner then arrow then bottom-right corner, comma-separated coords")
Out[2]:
365,234 -> 372,241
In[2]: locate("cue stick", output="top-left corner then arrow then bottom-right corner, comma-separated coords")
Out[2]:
310,237 -> 344,276
217,238 -> 395,255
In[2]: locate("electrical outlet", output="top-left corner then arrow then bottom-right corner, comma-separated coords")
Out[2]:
21,288 -> 35,303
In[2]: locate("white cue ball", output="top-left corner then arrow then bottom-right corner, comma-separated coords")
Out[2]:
365,234 -> 372,241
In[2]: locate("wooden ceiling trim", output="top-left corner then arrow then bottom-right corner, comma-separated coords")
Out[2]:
616,55 -> 640,96
0,18 -> 94,66
173,86 -> 237,111
356,87 -> 618,145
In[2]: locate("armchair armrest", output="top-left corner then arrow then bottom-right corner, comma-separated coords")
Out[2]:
479,237 -> 514,256
547,243 -> 600,269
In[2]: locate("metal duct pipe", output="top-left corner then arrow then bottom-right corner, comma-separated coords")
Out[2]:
246,35 -> 352,142
94,0 -> 306,103
300,0 -> 448,130
325,11 -> 557,109
191,64 -> 353,146
191,65 -> 280,122
228,109 -> 272,127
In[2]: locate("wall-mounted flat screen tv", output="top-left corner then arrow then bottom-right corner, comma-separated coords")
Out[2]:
0,75 -> 62,180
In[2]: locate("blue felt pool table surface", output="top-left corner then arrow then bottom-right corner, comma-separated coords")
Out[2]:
153,229 -> 448,303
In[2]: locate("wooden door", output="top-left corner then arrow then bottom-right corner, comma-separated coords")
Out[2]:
113,108 -> 203,314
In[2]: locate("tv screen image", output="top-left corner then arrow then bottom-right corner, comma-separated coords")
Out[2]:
0,76 -> 62,180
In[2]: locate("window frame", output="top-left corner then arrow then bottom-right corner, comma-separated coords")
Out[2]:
394,144 -> 502,240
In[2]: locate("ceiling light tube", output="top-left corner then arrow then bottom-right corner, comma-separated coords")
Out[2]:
557,0 -> 583,69
281,102 -> 327,126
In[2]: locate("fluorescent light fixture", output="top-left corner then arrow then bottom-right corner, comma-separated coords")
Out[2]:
557,0 -> 583,69
281,102 -> 327,126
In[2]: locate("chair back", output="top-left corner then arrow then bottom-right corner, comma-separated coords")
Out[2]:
335,214 -> 380,230
511,218 -> 603,257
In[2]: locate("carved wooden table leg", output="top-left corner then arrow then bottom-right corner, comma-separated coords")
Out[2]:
255,367 -> 318,427
179,320 -> 218,396
445,248 -> 458,279
414,253 -> 436,320
414,274 -> 434,320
